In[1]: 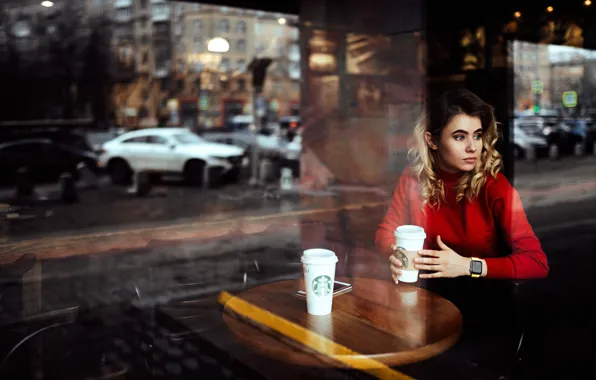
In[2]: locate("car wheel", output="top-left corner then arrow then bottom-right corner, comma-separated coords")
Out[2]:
184,159 -> 206,186
107,158 -> 132,185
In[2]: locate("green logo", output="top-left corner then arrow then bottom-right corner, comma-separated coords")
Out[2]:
312,275 -> 332,297
396,246 -> 409,269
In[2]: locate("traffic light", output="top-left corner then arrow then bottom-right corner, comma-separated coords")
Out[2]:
533,104 -> 541,114
248,57 -> 273,93
533,93 -> 541,115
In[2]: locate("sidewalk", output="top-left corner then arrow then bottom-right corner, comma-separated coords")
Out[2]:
514,156 -> 596,208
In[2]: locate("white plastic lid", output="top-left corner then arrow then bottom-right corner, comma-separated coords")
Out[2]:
301,249 -> 338,265
394,225 -> 426,239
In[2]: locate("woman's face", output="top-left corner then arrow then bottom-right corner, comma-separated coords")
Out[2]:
425,113 -> 483,173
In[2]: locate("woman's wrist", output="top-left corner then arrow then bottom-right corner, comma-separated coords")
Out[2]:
461,257 -> 488,277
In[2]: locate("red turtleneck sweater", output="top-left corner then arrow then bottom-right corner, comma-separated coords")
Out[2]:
375,167 -> 549,279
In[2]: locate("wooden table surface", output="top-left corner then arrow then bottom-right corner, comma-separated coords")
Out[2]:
222,277 -> 462,369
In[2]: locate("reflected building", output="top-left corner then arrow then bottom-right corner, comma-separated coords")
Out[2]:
86,0 -> 175,128
512,41 -> 552,113
172,3 -> 300,128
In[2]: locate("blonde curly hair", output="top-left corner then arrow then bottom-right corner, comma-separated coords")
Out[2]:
408,89 -> 503,208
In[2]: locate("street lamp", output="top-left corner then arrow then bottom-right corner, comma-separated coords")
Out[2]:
41,1 -> 54,7
207,37 -> 230,53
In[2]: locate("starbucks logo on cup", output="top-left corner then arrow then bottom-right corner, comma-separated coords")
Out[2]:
396,246 -> 409,269
312,275 -> 332,296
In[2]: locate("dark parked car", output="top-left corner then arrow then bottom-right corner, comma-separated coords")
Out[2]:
516,118 -> 582,156
0,138 -> 100,185
279,116 -> 302,142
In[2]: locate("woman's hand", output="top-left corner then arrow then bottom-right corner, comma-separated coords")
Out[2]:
389,244 -> 405,284
414,235 -> 470,278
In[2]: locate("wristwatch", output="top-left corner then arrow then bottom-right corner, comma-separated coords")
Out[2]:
469,257 -> 482,278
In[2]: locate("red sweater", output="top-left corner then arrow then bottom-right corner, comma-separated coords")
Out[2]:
375,167 -> 549,279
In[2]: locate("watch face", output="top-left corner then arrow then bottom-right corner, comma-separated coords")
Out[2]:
471,260 -> 482,275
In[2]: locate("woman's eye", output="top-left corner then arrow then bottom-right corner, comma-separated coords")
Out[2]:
454,135 -> 464,141
474,134 -> 483,140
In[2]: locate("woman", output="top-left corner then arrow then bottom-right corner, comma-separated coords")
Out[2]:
376,89 -> 549,284
376,89 -> 549,377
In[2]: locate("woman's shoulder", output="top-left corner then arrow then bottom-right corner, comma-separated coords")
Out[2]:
398,166 -> 419,185
393,166 -> 419,193
484,171 -> 515,199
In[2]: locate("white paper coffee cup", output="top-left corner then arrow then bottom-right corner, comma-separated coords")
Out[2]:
394,225 -> 426,283
301,249 -> 338,315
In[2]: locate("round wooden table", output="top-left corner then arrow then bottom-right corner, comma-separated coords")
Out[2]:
222,277 -> 462,369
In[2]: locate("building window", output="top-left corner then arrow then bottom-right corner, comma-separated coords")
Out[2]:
220,6 -> 229,12
116,8 -> 131,21
152,3 -> 170,20
192,19 -> 202,32
142,51 -> 149,64
139,0 -> 147,10
273,81 -> 283,94
237,59 -> 246,71
220,19 -> 230,33
236,39 -> 246,52
237,78 -> 246,91
275,26 -> 284,37
289,62 -> 300,79
288,43 -> 300,61
255,23 -> 263,35
220,57 -> 230,72
236,20 -> 247,34
194,37 -> 202,52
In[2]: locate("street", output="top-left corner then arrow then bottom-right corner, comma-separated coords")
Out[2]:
2,155 -> 595,241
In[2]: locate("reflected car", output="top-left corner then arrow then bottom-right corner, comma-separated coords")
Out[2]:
98,128 -> 245,186
0,138 -> 100,185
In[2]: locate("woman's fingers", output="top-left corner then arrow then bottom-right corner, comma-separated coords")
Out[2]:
390,262 -> 402,275
418,249 -> 441,257
414,256 -> 440,270
414,264 -> 440,271
419,271 -> 442,279
389,255 -> 403,267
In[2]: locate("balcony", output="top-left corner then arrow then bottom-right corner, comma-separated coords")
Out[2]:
114,0 -> 132,8
151,7 -> 170,22
114,8 -> 132,23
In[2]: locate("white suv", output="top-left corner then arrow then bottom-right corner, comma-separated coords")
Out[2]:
99,128 -> 245,185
